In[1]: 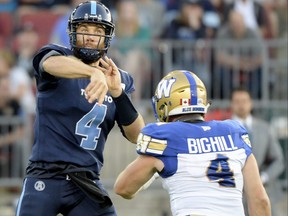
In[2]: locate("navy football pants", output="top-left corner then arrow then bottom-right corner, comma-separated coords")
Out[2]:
15,177 -> 117,216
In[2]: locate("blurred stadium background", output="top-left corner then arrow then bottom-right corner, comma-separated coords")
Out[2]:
0,0 -> 287,215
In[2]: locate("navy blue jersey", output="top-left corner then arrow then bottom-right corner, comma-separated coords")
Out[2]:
30,44 -> 135,174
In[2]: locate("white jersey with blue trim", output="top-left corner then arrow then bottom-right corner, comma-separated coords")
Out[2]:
137,119 -> 252,216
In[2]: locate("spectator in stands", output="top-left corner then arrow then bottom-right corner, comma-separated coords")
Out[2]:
260,0 -> 281,62
0,50 -> 24,177
214,10 -> 263,99
13,22 -> 39,79
230,87 -> 285,216
209,0 -> 229,28
0,47 -> 35,118
261,1 -> 280,40
135,0 -> 166,38
110,0 -> 152,104
0,77 -> 22,148
161,0 -> 206,41
201,0 -> 221,39
223,0 -> 267,37
275,0 -> 288,38
160,0 -> 211,93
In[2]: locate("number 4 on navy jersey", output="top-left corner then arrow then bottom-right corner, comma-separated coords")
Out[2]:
75,104 -> 107,150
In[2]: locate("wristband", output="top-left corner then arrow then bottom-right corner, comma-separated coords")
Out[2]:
112,90 -> 139,126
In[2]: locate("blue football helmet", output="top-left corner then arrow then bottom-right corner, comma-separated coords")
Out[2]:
68,1 -> 115,63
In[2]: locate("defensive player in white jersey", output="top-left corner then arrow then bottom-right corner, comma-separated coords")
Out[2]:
114,70 -> 271,216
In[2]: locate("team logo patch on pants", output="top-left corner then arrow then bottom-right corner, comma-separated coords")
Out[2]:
34,180 -> 45,191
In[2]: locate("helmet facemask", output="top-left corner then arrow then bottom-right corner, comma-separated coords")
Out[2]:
152,96 -> 169,122
69,23 -> 114,64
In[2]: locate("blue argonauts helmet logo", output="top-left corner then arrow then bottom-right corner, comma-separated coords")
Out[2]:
34,180 -> 45,191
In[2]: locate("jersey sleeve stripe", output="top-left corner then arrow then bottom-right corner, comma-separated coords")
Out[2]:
148,141 -> 167,151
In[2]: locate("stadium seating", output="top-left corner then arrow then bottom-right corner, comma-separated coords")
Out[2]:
17,10 -> 62,48
0,12 -> 14,47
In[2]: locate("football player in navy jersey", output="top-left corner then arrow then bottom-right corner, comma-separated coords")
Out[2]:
15,1 -> 144,216
114,70 -> 271,216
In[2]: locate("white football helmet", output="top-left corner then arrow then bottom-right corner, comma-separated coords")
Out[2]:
152,70 -> 210,122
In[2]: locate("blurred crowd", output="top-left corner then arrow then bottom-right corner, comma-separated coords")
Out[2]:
0,0 -> 287,104
0,0 -> 287,164
0,0 -> 287,215
0,0 -> 287,155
